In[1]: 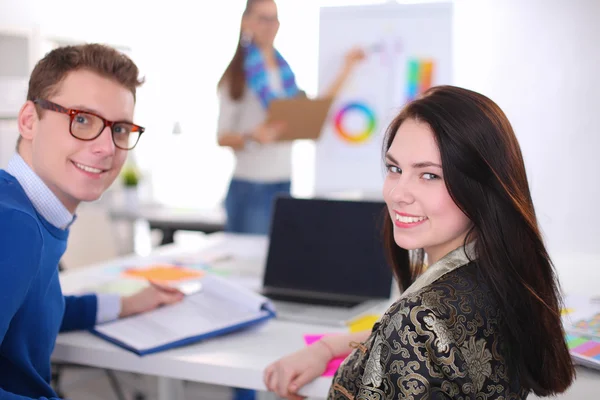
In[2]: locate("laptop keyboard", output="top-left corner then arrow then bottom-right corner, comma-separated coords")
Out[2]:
265,292 -> 361,309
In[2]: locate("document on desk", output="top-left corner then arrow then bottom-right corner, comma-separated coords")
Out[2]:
92,274 -> 275,356
563,294 -> 600,339
562,294 -> 600,370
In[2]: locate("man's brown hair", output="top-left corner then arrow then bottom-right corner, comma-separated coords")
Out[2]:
17,43 -> 144,149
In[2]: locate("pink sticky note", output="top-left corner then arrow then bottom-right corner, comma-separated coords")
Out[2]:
304,334 -> 345,377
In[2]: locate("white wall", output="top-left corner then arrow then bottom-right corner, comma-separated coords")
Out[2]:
0,0 -> 140,45
0,0 -> 252,208
453,0 -> 600,263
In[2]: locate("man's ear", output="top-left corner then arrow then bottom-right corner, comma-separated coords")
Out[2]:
18,101 -> 38,142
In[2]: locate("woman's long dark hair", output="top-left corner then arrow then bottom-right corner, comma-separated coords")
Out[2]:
217,0 -> 272,100
382,85 -> 574,395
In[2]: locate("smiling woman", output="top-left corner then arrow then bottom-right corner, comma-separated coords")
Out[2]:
383,118 -> 472,265
264,85 -> 575,400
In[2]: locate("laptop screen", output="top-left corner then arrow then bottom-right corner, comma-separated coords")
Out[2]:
263,197 -> 396,301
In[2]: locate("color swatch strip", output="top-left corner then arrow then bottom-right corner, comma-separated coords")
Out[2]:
566,334 -> 600,361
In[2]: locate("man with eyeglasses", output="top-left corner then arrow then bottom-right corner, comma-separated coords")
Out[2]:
0,44 -> 184,399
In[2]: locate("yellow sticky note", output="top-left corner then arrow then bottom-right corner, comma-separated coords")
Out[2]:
562,308 -> 575,316
348,314 -> 381,333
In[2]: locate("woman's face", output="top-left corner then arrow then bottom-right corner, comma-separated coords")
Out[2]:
382,118 -> 472,264
244,1 -> 280,48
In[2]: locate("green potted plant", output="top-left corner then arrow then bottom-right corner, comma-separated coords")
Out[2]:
121,165 -> 141,208
121,166 -> 140,187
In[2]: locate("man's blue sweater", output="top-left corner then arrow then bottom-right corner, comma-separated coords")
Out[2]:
0,170 -> 97,400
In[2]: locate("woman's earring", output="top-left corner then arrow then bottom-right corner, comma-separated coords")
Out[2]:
241,31 -> 253,47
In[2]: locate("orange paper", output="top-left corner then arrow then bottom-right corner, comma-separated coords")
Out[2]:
122,264 -> 203,283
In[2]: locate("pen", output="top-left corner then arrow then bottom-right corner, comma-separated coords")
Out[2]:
148,279 -> 202,296
148,280 -> 185,295
209,254 -> 234,264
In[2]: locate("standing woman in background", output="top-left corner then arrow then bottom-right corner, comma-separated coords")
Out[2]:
217,0 -> 365,235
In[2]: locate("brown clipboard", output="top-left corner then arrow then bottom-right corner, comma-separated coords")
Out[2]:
266,96 -> 334,141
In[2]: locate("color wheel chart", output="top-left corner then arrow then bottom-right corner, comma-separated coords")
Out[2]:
333,54 -> 435,145
332,37 -> 429,145
316,2 -> 452,194
333,101 -> 377,144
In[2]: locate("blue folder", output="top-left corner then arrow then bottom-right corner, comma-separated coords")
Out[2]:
90,274 -> 276,356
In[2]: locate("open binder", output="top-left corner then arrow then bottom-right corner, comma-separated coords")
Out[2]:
91,274 -> 276,356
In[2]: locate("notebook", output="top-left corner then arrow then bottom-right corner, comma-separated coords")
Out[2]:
261,197 -> 397,326
92,274 -> 275,356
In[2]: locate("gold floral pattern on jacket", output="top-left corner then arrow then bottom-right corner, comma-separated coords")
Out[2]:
328,244 -> 528,400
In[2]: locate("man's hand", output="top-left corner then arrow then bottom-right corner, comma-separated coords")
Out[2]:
119,282 -> 185,318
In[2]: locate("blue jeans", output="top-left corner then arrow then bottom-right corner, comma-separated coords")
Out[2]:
233,388 -> 256,400
225,179 -> 291,399
224,179 -> 291,235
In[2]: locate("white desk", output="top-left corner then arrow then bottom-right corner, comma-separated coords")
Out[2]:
54,233 -> 600,400
55,233 -> 344,399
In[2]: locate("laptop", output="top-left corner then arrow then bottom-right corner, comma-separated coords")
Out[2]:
261,196 -> 402,326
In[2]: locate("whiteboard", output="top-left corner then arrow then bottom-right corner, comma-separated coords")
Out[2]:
315,2 -> 453,195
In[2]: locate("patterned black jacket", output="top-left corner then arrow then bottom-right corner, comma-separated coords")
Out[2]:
328,244 -> 528,400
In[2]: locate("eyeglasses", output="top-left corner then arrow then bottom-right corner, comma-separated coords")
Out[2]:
33,99 -> 145,150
